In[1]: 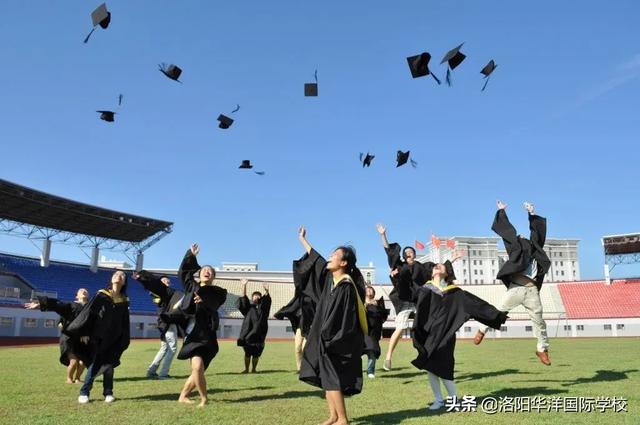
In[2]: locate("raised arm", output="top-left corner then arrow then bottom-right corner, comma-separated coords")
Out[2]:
133,270 -> 170,301
491,200 -> 519,249
376,223 -> 390,249
25,296 -> 74,321
298,226 -> 312,254
526,203 -> 547,247
260,283 -> 272,314
178,244 -> 201,289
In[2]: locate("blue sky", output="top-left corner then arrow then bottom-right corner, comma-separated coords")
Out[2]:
1,0 -> 639,281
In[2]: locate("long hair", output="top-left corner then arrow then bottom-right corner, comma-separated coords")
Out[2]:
105,270 -> 128,296
402,246 -> 416,260
336,245 -> 365,298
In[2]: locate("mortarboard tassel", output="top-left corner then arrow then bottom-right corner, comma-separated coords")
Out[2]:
232,104 -> 240,113
83,28 -> 96,44
446,68 -> 452,86
431,72 -> 442,85
481,76 -> 491,92
410,159 -> 418,168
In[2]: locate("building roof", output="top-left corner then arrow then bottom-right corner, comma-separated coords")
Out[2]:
0,179 -> 172,243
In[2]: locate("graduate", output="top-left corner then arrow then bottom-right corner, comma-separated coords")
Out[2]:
375,223 -> 428,371
274,268 -> 316,372
64,271 -> 130,404
176,244 -> 227,407
24,288 -> 89,383
412,259 -> 508,410
237,279 -> 272,373
474,200 -> 552,365
296,226 -> 368,425
362,286 -> 389,379
133,270 -> 184,379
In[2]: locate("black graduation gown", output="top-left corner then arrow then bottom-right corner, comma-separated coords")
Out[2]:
297,249 -> 365,395
64,290 -> 130,375
411,283 -> 508,380
385,242 -> 429,313
363,298 -> 390,359
176,250 -> 227,370
237,293 -> 272,357
274,277 -> 316,337
492,209 -> 551,290
134,270 -> 184,340
36,296 -> 86,366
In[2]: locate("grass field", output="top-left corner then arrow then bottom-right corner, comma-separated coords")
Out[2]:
0,337 -> 638,425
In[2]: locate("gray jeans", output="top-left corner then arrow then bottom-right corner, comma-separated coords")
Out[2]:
148,324 -> 178,377
483,284 -> 549,352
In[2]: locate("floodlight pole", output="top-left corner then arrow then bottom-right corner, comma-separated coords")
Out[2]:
40,238 -> 51,267
90,245 -> 100,273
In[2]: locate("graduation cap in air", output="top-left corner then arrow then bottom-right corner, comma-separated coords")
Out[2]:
96,110 -> 115,122
360,152 -> 375,167
440,43 -> 466,86
239,160 -> 253,169
396,150 -> 417,168
406,52 -> 441,84
158,63 -> 182,82
304,70 -> 319,96
84,3 -> 111,43
218,104 -> 240,129
480,60 -> 497,92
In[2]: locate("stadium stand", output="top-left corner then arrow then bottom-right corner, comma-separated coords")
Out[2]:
558,280 -> 640,319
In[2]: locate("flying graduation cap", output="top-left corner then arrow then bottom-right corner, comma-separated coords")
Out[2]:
96,110 -> 115,122
360,152 -> 375,168
406,52 -> 441,84
218,104 -> 240,129
239,160 -> 265,175
304,70 -> 319,96
84,3 -> 111,43
396,150 -> 417,168
440,43 -> 466,86
480,60 -> 497,91
158,63 -> 182,82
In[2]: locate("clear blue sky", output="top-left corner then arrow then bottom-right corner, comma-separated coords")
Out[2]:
1,0 -> 639,281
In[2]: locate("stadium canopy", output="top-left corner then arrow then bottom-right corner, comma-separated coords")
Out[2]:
602,233 -> 640,284
0,179 -> 173,270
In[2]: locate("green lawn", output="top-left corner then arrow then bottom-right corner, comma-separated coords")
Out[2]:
0,338 -> 638,425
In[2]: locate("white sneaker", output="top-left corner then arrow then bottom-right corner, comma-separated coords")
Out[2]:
104,395 -> 115,403
78,395 -> 89,404
367,373 -> 375,379
428,401 -> 444,411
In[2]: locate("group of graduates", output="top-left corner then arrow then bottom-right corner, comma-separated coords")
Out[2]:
26,200 -> 553,424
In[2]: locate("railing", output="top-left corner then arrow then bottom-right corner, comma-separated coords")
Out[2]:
30,290 -> 57,300
0,287 -> 20,298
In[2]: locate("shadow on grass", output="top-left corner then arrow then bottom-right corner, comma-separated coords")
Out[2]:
222,390 -> 324,403
513,369 -> 639,387
456,368 -> 534,382
354,407 -> 448,424
122,386 -> 275,401
481,386 -> 568,399
116,374 -> 190,382
214,369 -> 291,375
384,371 -> 425,380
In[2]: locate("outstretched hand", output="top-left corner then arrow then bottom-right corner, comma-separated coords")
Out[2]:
132,271 -> 142,280
524,202 -> 535,215
24,301 -> 39,310
497,200 -> 507,210
262,283 -> 269,293
298,226 -> 306,240
376,223 -> 386,235
451,249 -> 466,262
190,243 -> 200,256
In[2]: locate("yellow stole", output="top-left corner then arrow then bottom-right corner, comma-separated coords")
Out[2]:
98,289 -> 129,304
333,274 -> 368,335
425,280 -> 458,293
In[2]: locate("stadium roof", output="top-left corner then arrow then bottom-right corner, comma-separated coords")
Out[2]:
0,179 -> 172,243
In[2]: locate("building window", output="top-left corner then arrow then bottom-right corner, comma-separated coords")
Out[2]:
564,325 -> 571,331
0,317 -> 13,327
147,322 -> 158,329
44,319 -> 57,328
560,261 -> 564,266
473,260 -> 477,265
24,318 -> 37,328
474,270 -> 477,275
561,271 -> 565,276
480,270 -> 483,275
479,260 -> 483,265
525,326 -> 532,332
474,280 -> 478,284
135,323 -> 144,331
462,260 -> 466,265
491,260 -> 495,266
286,326 -> 293,333
464,326 -> 471,332
616,324 -> 625,330
604,324 -> 612,330
500,326 -> 507,332
576,325 -> 584,331
559,252 -> 563,257
463,269 -> 467,275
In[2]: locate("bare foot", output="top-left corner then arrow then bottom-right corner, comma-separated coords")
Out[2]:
319,417 -> 337,425
66,379 -> 74,384
333,419 -> 348,425
178,396 -> 195,405
197,398 -> 208,408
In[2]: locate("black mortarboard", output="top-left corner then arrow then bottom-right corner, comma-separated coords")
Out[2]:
396,150 -> 417,168
84,3 -> 111,43
440,43 -> 466,86
96,110 -> 115,122
218,114 -> 234,129
406,52 -> 441,84
158,63 -> 182,82
239,160 -> 253,169
480,60 -> 497,91
304,70 -> 319,96
360,152 -> 375,167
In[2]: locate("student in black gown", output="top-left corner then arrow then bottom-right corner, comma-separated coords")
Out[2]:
176,243 -> 227,407
375,223 -> 428,371
296,226 -> 368,425
411,259 -> 508,411
274,266 -> 317,371
237,279 -> 271,373
133,270 -> 184,379
362,286 -> 389,379
64,270 -> 130,404
24,288 -> 89,383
